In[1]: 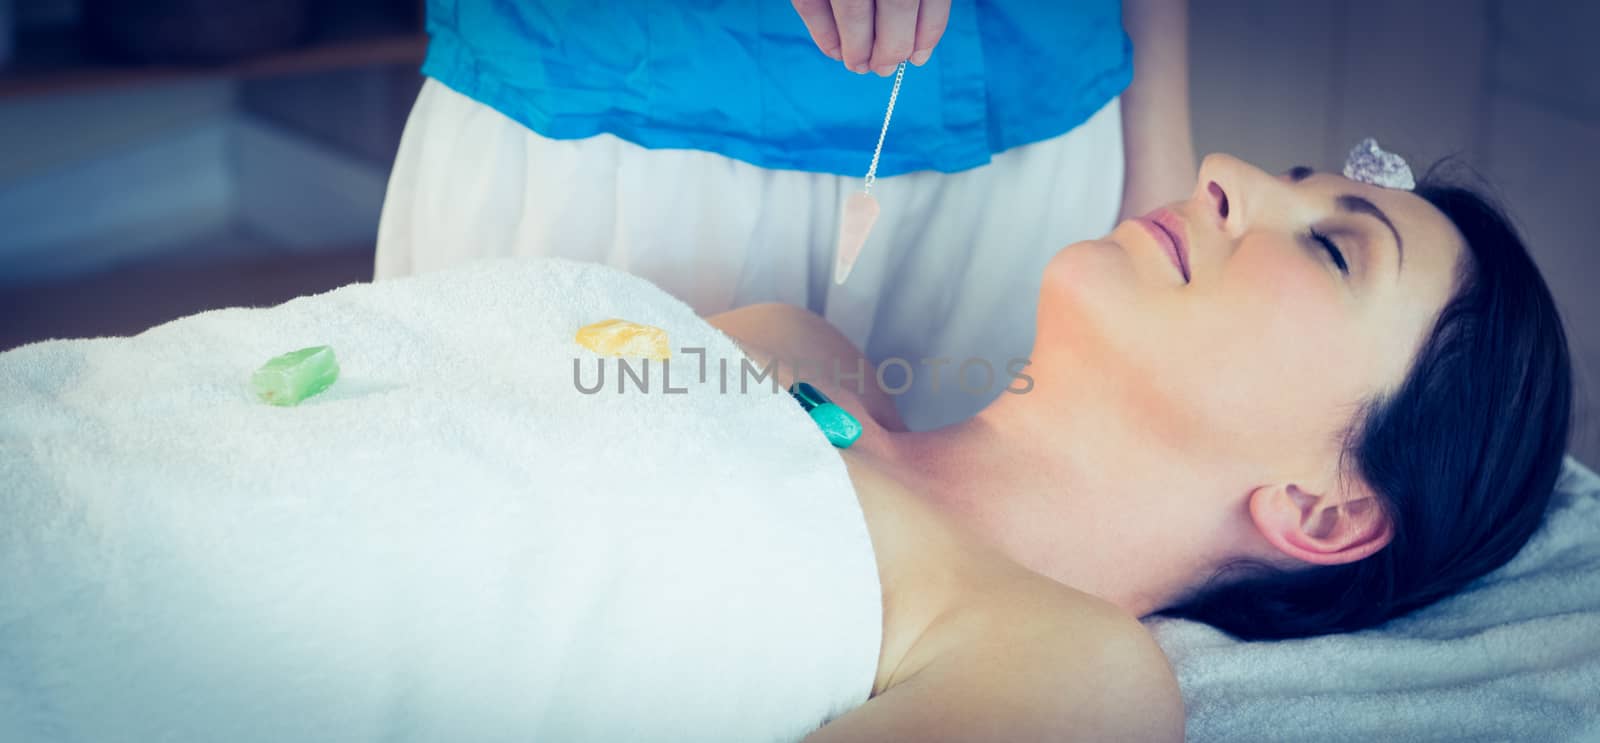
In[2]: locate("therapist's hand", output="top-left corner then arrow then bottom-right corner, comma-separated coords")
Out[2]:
791,0 -> 950,76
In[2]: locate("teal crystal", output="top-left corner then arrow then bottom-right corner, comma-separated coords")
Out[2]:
251,346 -> 339,406
789,381 -> 831,412
808,402 -> 863,449
790,381 -> 861,447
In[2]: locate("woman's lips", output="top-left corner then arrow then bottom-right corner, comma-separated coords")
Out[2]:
1135,208 -> 1190,283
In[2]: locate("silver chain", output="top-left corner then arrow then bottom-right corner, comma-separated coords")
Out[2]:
862,61 -> 906,194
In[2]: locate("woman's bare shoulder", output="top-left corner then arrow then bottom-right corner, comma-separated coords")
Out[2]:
938,562 -> 1180,687
706,303 -> 907,432
807,563 -> 1185,742
845,455 -> 1182,738
931,574 -> 1182,737
705,302 -> 859,367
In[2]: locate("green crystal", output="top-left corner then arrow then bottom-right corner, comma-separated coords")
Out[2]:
808,402 -> 863,449
251,346 -> 339,406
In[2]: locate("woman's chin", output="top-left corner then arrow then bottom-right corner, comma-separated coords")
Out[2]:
1040,239 -> 1138,320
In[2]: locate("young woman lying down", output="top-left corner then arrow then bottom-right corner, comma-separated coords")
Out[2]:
0,153 -> 1571,742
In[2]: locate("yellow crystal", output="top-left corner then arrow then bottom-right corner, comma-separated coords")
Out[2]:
576,319 -> 671,360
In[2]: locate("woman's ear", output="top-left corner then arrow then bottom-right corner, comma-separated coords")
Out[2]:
1246,481 -> 1393,566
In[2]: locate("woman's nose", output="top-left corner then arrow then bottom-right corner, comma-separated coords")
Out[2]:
1195,153 -> 1269,238
1206,179 -> 1230,221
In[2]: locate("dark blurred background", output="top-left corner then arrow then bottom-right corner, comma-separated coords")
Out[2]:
0,0 -> 1596,465
0,0 -> 424,349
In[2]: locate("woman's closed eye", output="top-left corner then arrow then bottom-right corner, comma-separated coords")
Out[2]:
1308,229 -> 1350,275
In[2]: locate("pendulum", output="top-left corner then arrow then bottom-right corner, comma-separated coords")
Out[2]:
833,61 -> 907,285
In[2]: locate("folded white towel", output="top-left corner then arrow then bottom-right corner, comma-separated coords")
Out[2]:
1146,458 -> 1600,742
0,257 -> 883,742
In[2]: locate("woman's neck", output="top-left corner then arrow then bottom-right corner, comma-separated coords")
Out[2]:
878,384 -> 1226,618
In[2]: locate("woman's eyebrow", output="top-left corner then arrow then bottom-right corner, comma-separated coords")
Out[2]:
1337,194 -> 1405,273
1280,166 -> 1405,272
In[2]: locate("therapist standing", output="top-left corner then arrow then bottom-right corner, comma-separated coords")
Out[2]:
375,0 -> 1196,430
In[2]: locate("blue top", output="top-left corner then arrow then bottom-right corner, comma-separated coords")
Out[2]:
421,1 -> 1133,178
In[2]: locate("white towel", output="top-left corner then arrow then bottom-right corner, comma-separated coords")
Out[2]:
1145,458 -> 1600,743
0,257 -> 883,742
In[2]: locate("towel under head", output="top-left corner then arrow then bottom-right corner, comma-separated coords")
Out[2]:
1146,458 -> 1600,742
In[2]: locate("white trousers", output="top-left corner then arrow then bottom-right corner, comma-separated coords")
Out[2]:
377,78 -> 1125,430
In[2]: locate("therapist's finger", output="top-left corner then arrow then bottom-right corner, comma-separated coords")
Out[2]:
791,0 -> 843,60
831,0 -> 876,73
910,0 -> 951,65
869,0 -> 918,75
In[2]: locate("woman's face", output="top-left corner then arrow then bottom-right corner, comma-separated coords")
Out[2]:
1037,154 -> 1469,470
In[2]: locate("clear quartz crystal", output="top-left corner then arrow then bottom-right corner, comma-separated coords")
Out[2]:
251,346 -> 339,406
1342,137 -> 1415,190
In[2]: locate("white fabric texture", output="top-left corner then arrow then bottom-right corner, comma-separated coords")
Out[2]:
1145,457 -> 1600,743
376,78 -> 1125,432
0,257 -> 883,743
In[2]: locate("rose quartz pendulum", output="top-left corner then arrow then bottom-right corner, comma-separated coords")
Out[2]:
833,191 -> 880,284
834,61 -> 906,285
